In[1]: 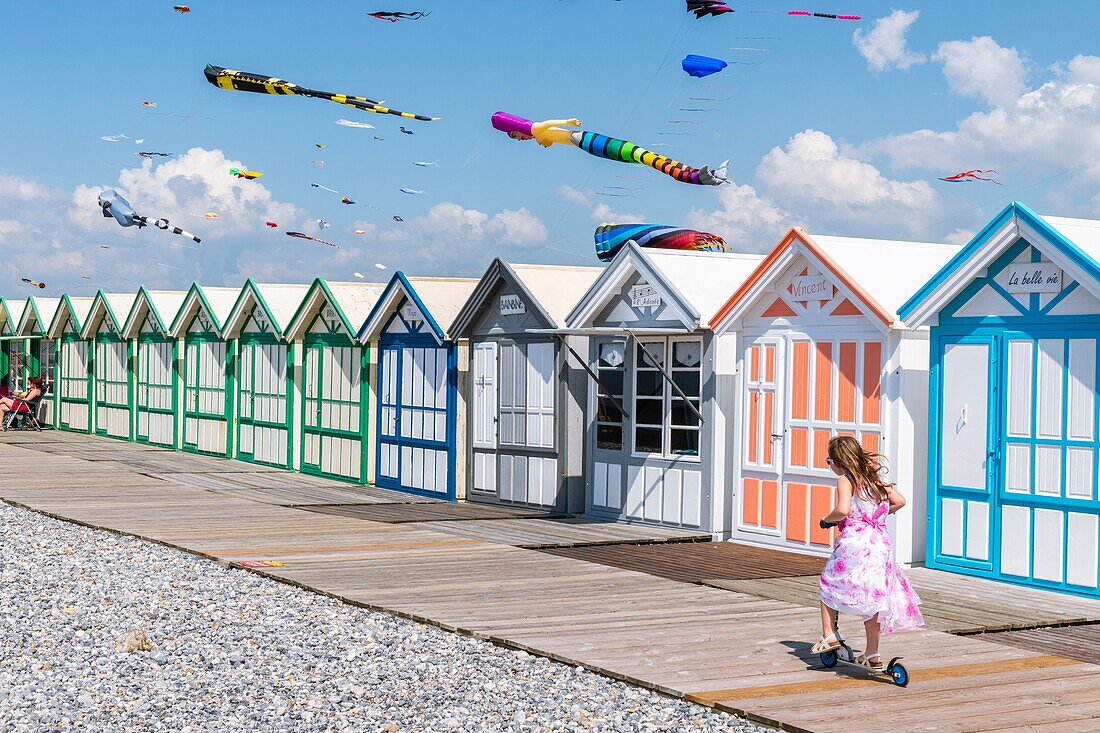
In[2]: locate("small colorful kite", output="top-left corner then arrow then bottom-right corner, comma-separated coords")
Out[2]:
101,134 -> 129,142
341,196 -> 355,205
317,219 -> 330,230
682,55 -> 728,78
141,101 -> 158,108
99,244 -> 111,249
594,223 -> 729,261
204,65 -> 440,122
21,278 -> 46,289
399,126 -> 414,135
939,169 -> 1002,185
173,5 -> 190,13
204,212 -> 219,219
400,188 -> 425,195
355,229 -> 367,235
491,112 -> 728,186
393,216 -> 404,222
413,161 -> 438,167
788,9 -> 861,20
315,143 -> 325,149
137,151 -> 172,159
265,221 -> 278,228
336,119 -> 376,129
354,272 -> 365,279
287,231 -> 340,249
311,160 -> 325,168
97,189 -> 202,244
368,11 -> 430,22
230,167 -> 263,180
375,263 -> 387,269
687,1 -> 733,18
311,183 -> 340,193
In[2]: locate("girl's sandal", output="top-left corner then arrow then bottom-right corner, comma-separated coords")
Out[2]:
811,633 -> 841,653
858,653 -> 886,672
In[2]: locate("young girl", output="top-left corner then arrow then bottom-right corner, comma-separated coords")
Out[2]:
811,436 -> 924,671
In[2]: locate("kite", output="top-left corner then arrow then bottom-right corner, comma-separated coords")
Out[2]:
265,221 -> 278,228
341,196 -> 355,205
82,275 -> 92,280
315,143 -> 325,149
317,219 -> 330,230
286,231 -> 340,249
99,244 -> 111,249
230,167 -> 263,180
97,189 -> 202,244
173,5 -> 190,12
355,230 -> 367,235
204,212 -> 219,219
373,136 -> 384,141
594,223 -> 729,262
141,101 -> 157,108
399,126 -> 414,135
375,263 -> 387,269
336,119 -> 376,129
393,216 -> 404,222
687,1 -> 733,18
137,151 -> 172,158
413,161 -> 438,167
101,134 -> 129,142
939,169 -> 1001,185
156,262 -> 180,270
312,160 -> 325,168
311,183 -> 339,193
21,278 -> 46,289
491,112 -> 728,186
368,11 -> 429,22
788,9 -> 861,20
682,55 -> 727,78
204,65 -> 440,122
400,188 -> 425,195
354,272 -> 365,279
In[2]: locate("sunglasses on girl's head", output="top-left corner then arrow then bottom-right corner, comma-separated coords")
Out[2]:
826,457 -> 834,465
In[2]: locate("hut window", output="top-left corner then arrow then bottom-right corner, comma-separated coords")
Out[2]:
632,338 -> 702,458
596,340 -> 625,450
38,339 -> 56,385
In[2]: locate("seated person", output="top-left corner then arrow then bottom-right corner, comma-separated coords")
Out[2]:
0,376 -> 43,429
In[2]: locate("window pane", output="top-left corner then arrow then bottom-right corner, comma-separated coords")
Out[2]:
673,341 -> 702,368
670,428 -> 699,456
672,370 -> 700,397
598,397 -> 623,424
670,399 -> 701,427
636,397 -> 663,425
599,341 -> 626,368
597,424 -> 622,450
635,370 -> 662,397
635,427 -> 662,454
637,342 -> 664,368
599,369 -> 623,398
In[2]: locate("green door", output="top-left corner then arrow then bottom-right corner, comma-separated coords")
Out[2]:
237,336 -> 292,468
136,336 -> 177,447
182,335 -> 231,456
301,337 -> 368,482
94,331 -> 131,440
58,335 -> 92,432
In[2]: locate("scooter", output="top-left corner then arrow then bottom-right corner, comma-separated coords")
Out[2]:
816,518 -> 911,687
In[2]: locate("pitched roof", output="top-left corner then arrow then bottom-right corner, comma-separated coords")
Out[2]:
122,288 -> 188,337
357,274 -> 479,343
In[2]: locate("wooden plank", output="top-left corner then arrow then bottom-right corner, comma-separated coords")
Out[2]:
297,502 -> 568,523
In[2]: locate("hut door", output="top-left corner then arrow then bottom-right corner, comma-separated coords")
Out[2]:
470,341 -> 498,496
183,339 -> 229,455
740,338 -> 784,537
238,341 -> 289,468
136,339 -> 174,447
934,337 -> 997,570
59,338 -> 90,432
94,337 -> 129,439
303,343 -> 365,481
497,342 -> 557,507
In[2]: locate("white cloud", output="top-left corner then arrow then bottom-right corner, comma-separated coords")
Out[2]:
756,129 -> 939,232
863,53 -> 1100,193
944,228 -> 976,245
489,207 -> 548,246
685,181 -> 792,254
590,203 -> 645,224
0,174 -> 54,202
555,185 -> 591,207
853,10 -> 926,72
933,36 -> 1028,107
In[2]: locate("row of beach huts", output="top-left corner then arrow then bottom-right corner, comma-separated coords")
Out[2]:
3,202 -> 1100,600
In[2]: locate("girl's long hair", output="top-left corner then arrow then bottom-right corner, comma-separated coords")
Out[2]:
828,435 -> 892,502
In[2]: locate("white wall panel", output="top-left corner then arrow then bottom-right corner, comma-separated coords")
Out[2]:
941,343 -> 990,490
965,501 -> 989,561
1004,444 -> 1031,494
1006,340 -> 1033,438
1035,445 -> 1063,497
1068,339 -> 1096,441
1036,339 -> 1064,440
1033,508 -> 1065,583
1067,513 -> 1099,588
1000,505 -> 1031,577
940,498 -> 964,556
1066,448 -> 1094,500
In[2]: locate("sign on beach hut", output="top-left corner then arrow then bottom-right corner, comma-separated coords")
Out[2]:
451,260 -> 602,511
710,229 -> 960,562
48,295 -> 95,433
169,284 -> 240,457
358,274 -> 478,500
565,243 -> 764,532
122,288 -> 187,449
221,280 -> 310,469
899,202 -> 1100,597
80,291 -> 137,441
283,278 -> 387,483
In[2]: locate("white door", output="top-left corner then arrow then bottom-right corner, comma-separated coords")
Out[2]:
739,337 -> 784,536
471,341 -> 498,495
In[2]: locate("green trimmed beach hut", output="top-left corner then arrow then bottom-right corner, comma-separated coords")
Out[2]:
122,288 -> 187,449
282,278 -> 387,483
48,295 -> 95,433
169,284 -> 240,457
15,296 -> 60,425
82,291 -> 137,441
221,280 -> 310,469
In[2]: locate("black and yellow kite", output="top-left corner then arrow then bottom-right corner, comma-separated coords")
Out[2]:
204,65 -> 440,122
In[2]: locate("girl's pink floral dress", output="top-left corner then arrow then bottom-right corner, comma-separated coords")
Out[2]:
819,491 -> 924,634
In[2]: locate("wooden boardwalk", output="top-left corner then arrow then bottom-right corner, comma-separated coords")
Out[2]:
4,432 -> 1100,732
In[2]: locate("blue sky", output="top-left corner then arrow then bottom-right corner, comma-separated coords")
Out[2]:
3,1 -> 1100,296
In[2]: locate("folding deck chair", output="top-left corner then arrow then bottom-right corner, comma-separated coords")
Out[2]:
3,392 -> 46,431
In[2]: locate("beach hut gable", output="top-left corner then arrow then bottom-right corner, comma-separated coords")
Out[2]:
0,300 -> 14,336
358,274 -> 446,345
451,259 -> 557,338
222,280 -> 289,340
47,295 -> 93,340
80,291 -> 126,339
170,286 -> 221,337
283,279 -> 358,342
123,289 -> 174,339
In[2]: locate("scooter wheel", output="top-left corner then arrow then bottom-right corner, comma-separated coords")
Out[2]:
819,649 -> 839,668
889,662 -> 910,687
